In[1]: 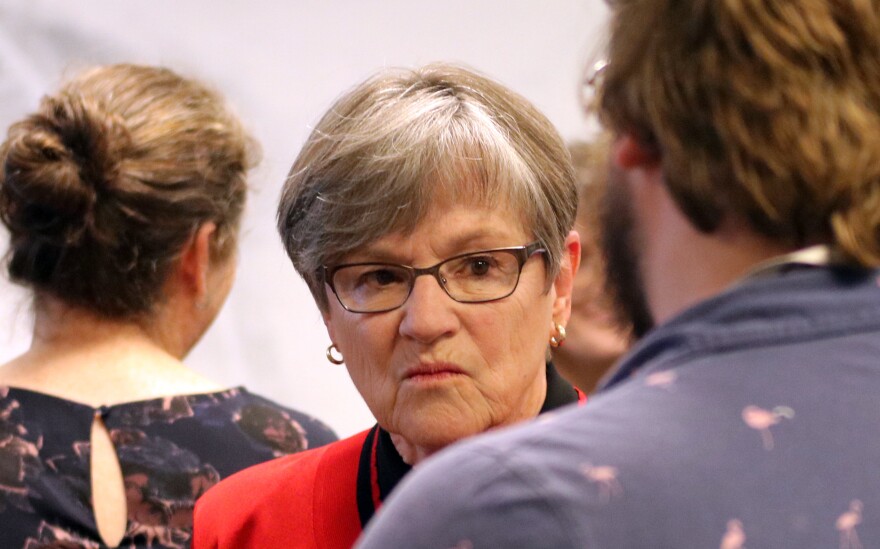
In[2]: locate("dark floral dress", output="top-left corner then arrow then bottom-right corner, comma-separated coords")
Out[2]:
0,385 -> 337,548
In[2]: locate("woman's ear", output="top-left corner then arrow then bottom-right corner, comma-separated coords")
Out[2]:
178,222 -> 218,303
551,230 -> 582,324
321,292 -> 337,338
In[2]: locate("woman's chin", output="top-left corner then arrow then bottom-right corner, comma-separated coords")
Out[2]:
392,401 -> 492,455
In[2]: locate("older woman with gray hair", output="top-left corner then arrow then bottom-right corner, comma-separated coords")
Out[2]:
194,63 -> 583,549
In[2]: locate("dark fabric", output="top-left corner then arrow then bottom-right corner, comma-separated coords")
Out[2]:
540,360 -> 583,413
357,266 -> 880,548
374,428 -> 411,504
0,386 -> 336,549
355,426 -> 381,527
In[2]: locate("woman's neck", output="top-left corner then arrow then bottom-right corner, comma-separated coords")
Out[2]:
0,298 -> 221,406
388,432 -> 440,466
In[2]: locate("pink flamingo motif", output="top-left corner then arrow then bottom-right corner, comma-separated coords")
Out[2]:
644,370 -> 677,390
25,522 -> 102,549
0,398 -> 20,423
125,522 -> 180,548
159,396 -> 195,421
580,462 -> 622,503
836,499 -> 863,549
741,405 -> 795,450
720,519 -> 746,549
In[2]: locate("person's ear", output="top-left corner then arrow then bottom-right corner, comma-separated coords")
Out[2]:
321,292 -> 337,338
612,132 -> 661,170
551,230 -> 582,325
179,222 -> 218,303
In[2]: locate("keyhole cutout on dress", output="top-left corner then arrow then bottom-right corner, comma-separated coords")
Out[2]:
90,414 -> 127,547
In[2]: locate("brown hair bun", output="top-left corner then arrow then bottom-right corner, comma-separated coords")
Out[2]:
0,64 -> 256,317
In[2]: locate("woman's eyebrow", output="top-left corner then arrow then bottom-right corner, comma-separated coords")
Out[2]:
345,228 -> 521,264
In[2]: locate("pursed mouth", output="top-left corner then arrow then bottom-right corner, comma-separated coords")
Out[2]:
403,363 -> 466,380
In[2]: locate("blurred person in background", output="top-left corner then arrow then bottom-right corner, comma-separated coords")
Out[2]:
552,138 -> 631,393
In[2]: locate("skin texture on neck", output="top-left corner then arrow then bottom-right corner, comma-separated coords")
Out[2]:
640,177 -> 795,325
613,135 -> 797,326
0,295 -> 222,406
0,223 -> 232,405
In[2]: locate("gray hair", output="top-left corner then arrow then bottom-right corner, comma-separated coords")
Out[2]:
278,63 -> 577,312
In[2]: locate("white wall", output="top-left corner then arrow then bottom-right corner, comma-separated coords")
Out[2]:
0,0 -> 608,437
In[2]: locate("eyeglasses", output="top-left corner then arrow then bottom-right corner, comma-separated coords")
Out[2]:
581,58 -> 608,113
323,242 -> 547,313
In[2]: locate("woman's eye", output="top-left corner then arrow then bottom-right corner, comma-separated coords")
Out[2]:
466,257 -> 494,276
361,268 -> 403,287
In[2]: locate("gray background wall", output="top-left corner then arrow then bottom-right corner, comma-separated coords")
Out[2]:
0,0 -> 608,437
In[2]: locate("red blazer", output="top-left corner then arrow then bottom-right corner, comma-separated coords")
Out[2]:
193,429 -> 369,549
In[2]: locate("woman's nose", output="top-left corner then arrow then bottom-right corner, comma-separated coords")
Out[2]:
398,274 -> 460,343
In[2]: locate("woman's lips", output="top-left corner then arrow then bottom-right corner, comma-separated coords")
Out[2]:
403,363 -> 466,382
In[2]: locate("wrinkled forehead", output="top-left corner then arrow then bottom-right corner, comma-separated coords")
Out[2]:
343,205 -> 534,269
324,196 -> 533,276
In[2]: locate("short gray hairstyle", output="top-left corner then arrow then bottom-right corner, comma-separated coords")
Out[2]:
278,63 -> 577,312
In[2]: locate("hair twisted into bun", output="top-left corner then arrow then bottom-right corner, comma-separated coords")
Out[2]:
0,64 -> 258,317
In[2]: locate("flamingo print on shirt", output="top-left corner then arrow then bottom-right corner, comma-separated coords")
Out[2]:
836,500 -> 863,549
580,463 -> 622,503
720,519 -> 746,549
741,405 -> 794,450
644,370 -> 678,390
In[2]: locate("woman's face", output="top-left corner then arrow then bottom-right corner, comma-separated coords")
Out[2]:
322,202 -> 578,459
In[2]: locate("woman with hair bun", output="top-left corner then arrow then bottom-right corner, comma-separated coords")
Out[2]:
0,64 -> 336,549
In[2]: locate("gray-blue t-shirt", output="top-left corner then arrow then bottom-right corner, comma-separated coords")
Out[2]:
358,266 -> 880,548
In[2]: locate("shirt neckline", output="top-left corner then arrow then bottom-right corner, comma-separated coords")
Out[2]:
0,384 -> 247,412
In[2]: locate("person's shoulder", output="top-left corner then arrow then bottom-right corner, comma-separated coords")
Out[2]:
196,444 -> 320,517
195,429 -> 371,548
356,414 -> 597,549
199,427 -> 367,510
234,387 -> 339,446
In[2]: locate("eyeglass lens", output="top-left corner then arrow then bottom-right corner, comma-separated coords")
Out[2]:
331,249 -> 526,313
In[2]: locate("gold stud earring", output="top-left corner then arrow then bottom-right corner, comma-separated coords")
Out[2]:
549,323 -> 567,348
326,343 -> 344,365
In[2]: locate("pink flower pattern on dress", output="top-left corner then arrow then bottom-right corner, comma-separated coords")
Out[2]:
741,405 -> 794,450
23,522 -> 102,549
0,386 -> 336,549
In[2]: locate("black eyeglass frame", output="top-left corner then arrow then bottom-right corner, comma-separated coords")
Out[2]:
322,241 -> 547,314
